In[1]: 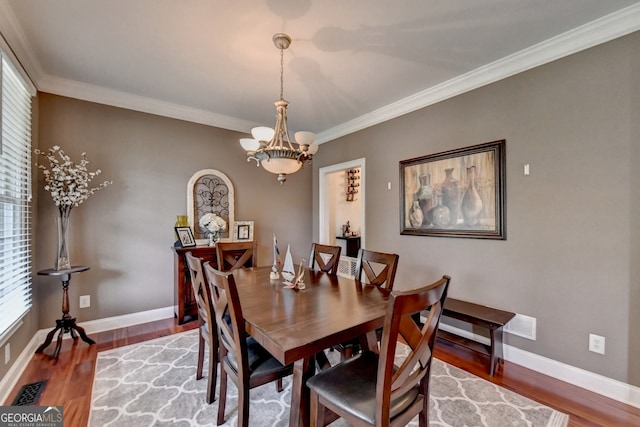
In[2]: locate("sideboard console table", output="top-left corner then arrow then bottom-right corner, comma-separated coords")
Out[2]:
173,242 -> 258,324
173,245 -> 218,324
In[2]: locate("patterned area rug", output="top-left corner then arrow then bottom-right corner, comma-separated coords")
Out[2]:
89,330 -> 568,427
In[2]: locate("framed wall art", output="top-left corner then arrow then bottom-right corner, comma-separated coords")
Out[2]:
233,221 -> 254,241
175,226 -> 197,247
399,140 -> 506,239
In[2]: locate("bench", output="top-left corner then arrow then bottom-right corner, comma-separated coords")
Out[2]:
431,298 -> 515,376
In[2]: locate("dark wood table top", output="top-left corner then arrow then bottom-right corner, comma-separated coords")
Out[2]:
231,266 -> 391,366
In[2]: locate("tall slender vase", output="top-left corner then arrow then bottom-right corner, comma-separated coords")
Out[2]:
461,165 -> 483,226
209,231 -> 221,246
56,207 -> 72,270
441,168 -> 461,226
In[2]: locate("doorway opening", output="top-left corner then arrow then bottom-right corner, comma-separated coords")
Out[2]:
318,158 -> 365,265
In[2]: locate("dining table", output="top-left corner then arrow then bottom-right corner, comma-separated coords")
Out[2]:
230,266 -> 391,427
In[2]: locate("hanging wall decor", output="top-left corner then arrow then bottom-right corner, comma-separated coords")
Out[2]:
187,169 -> 235,245
346,168 -> 360,201
399,140 -> 506,239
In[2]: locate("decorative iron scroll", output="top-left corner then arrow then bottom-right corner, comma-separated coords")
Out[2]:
187,169 -> 235,242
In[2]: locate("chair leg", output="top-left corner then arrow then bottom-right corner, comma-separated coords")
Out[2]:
217,366 -> 228,425
238,379 -> 250,427
206,342 -> 217,404
196,332 -> 205,380
419,376 -> 430,427
275,378 -> 283,393
310,391 -> 325,427
340,345 -> 353,362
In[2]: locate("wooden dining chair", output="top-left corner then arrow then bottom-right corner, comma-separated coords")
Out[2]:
203,262 -> 293,427
216,241 -> 257,271
355,248 -> 399,290
184,251 -> 218,404
307,275 -> 451,427
215,240 -> 285,391
333,248 -> 400,361
308,243 -> 342,275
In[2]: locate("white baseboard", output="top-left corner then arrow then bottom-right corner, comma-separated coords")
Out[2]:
439,322 -> 640,409
76,306 -> 175,335
0,306 -> 174,404
505,344 -> 640,409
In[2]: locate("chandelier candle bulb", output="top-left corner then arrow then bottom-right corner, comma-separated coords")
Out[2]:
239,33 -> 317,185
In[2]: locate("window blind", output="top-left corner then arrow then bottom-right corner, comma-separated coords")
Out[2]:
0,53 -> 33,340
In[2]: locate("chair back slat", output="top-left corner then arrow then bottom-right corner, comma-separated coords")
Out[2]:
355,249 -> 399,290
216,241 -> 257,272
308,243 -> 342,275
376,275 -> 451,422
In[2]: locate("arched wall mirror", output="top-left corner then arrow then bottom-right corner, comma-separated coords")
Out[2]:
187,169 -> 235,244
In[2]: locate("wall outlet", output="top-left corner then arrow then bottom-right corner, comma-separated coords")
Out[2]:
79,295 -> 91,308
4,343 -> 9,365
589,333 -> 605,355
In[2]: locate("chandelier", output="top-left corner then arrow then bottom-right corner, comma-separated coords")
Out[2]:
239,33 -> 318,185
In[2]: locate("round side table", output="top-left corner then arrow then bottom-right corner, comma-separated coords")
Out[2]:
36,265 -> 94,358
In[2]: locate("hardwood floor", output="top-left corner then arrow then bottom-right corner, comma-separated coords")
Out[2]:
4,317 -> 639,426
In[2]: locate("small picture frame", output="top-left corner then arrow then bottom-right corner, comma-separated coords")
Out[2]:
175,226 -> 196,247
233,221 -> 254,241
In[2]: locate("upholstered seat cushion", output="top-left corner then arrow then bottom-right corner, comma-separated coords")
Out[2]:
306,351 -> 419,425
225,336 -> 288,376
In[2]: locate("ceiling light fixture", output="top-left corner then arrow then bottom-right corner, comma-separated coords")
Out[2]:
239,33 -> 318,185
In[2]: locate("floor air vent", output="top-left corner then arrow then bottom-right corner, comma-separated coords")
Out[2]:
12,380 -> 46,406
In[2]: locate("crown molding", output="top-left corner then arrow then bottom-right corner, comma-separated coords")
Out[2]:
315,2 -> 640,144
38,74 -> 256,132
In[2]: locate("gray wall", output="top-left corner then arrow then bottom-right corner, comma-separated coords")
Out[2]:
0,93 -> 314,384
313,32 -> 639,384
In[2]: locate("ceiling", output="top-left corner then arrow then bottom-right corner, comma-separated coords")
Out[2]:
1,0 -> 640,143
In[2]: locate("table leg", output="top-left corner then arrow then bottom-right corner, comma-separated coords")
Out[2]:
53,326 -> 65,358
35,325 -> 61,354
289,356 -> 315,427
72,322 -> 95,345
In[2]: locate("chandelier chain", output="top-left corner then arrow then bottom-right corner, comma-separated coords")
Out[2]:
279,45 -> 284,101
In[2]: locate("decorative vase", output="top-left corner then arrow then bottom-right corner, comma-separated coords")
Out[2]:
56,207 -> 72,270
461,165 -> 483,226
441,168 -> 461,226
428,194 -> 451,228
409,200 -> 424,228
175,215 -> 189,227
208,231 -> 221,246
415,174 -> 434,226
